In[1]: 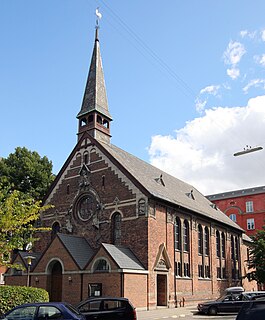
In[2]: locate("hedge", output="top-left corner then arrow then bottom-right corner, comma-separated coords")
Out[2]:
0,285 -> 49,315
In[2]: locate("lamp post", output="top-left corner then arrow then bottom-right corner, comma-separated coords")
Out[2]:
24,255 -> 35,287
233,145 -> 263,157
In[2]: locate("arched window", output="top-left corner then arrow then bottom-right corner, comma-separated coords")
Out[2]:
80,118 -> 87,126
204,227 -> 209,256
51,222 -> 60,239
235,237 -> 239,260
216,230 -> 220,258
174,218 -> 181,250
93,259 -> 110,272
183,220 -> 189,252
221,232 -> 226,258
231,235 -> 235,259
97,115 -> 102,124
112,212 -> 121,245
198,224 -> 203,255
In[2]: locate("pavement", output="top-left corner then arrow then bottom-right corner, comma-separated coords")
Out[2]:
137,305 -> 198,319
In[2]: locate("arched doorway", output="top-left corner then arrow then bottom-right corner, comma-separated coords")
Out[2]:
47,261 -> 63,301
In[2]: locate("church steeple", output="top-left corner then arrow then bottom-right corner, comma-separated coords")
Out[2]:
77,20 -> 112,144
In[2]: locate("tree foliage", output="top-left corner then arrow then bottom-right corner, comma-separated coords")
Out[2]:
246,226 -> 265,284
0,188 -> 51,266
0,147 -> 55,200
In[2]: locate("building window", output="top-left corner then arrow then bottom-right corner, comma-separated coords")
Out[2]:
217,267 -> 221,279
183,262 -> 190,277
175,261 -> 182,277
231,235 -> 235,259
198,264 -> 204,278
221,232 -> 226,259
205,265 -> 210,278
246,201 -> 253,213
229,214 -> 236,222
247,218 -> 255,230
204,227 -> 209,256
235,236 -> 239,261
112,212 -> 122,245
198,224 -> 203,255
174,218 -> 181,250
216,230 -> 220,258
93,259 -> 110,272
183,220 -> 189,252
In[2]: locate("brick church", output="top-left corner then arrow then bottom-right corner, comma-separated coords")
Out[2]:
5,25 -> 256,309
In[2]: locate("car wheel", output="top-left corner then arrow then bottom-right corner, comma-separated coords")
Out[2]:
208,306 -> 218,315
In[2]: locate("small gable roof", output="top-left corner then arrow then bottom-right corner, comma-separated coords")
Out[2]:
58,233 -> 94,269
102,243 -> 145,270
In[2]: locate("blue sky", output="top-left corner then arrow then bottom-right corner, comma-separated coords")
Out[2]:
1,1 -> 265,195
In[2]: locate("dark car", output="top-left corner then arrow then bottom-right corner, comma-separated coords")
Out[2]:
197,292 -> 251,315
77,297 -> 137,320
1,302 -> 85,320
236,298 -> 265,320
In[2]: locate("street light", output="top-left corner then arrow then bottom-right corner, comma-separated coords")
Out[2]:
24,255 -> 35,287
233,145 -> 263,157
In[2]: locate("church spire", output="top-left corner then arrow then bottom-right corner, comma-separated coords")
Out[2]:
77,10 -> 112,144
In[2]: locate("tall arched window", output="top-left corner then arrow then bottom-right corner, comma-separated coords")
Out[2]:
175,218 -> 181,250
216,230 -> 220,258
204,227 -> 209,256
183,220 -> 189,252
221,232 -> 226,259
231,235 -> 235,260
112,212 -> 121,245
198,224 -> 203,255
235,237 -> 239,260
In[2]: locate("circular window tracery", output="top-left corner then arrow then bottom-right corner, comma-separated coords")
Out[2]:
77,194 -> 97,221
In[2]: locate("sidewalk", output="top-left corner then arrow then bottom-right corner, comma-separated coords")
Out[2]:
137,305 -> 197,319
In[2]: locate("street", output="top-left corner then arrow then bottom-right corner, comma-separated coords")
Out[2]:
137,307 -> 237,320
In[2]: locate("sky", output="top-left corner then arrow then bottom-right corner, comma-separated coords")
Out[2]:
1,1 -> 265,195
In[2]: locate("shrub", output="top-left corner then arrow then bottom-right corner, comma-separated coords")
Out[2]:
0,285 -> 49,315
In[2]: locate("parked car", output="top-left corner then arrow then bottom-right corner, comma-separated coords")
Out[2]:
197,292 -> 251,315
236,297 -> 265,320
1,302 -> 85,320
77,297 -> 137,320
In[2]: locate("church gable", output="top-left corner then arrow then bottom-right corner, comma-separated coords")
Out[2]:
153,243 -> 172,271
39,133 -> 149,252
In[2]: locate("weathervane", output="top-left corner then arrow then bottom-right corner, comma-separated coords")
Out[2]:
95,7 -> 102,29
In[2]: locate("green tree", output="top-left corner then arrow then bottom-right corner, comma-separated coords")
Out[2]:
246,226 -> 265,284
0,187 -> 51,266
0,147 -> 55,200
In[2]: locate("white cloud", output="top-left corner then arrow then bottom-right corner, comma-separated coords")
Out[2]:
226,67 -> 240,80
200,85 -> 220,95
223,41 -> 246,65
255,54 -> 265,67
261,29 -> 265,41
195,98 -> 207,113
243,79 -> 265,93
148,95 -> 265,195
240,30 -> 256,39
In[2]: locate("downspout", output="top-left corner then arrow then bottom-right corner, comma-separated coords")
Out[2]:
80,272 -> 84,301
174,221 -> 177,307
121,272 -> 124,297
